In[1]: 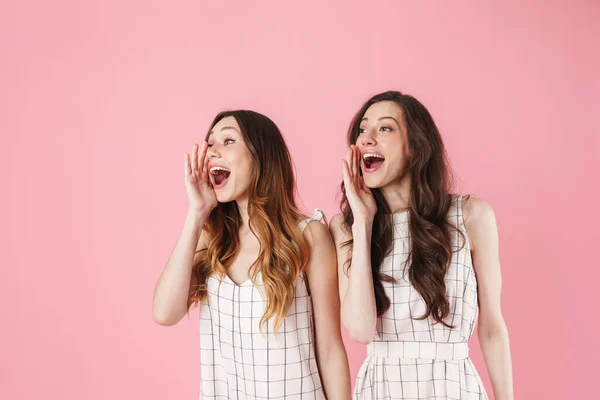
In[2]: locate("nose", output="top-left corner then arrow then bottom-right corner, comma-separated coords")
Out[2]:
360,128 -> 376,146
207,143 -> 221,158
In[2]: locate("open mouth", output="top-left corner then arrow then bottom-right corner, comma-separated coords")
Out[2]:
362,152 -> 385,173
209,166 -> 231,189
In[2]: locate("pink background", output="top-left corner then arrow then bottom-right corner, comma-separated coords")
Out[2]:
2,1 -> 598,399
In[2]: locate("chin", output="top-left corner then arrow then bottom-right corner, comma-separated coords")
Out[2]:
215,191 -> 235,203
216,188 -> 248,204
363,176 -> 384,189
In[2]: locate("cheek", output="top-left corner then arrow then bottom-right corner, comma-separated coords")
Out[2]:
237,166 -> 253,185
228,147 -> 252,168
233,150 -> 255,184
383,138 -> 410,163
384,152 -> 410,176
239,151 -> 254,173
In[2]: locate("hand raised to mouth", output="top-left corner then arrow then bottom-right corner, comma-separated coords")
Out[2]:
342,144 -> 377,222
184,142 -> 218,214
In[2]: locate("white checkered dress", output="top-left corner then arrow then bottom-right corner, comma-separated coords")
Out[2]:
353,195 -> 488,399
199,210 -> 327,400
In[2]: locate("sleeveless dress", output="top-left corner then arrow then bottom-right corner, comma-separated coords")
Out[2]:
353,195 -> 488,400
199,209 -> 327,400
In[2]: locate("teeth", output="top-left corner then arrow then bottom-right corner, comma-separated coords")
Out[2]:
362,153 -> 385,160
209,166 -> 231,174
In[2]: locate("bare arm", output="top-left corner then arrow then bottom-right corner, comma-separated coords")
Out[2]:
464,197 -> 514,399
329,145 -> 379,344
304,220 -> 351,399
152,142 -> 217,326
152,211 -> 208,326
329,214 -> 377,344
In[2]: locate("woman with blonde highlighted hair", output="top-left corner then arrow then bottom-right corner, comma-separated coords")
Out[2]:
153,110 -> 351,399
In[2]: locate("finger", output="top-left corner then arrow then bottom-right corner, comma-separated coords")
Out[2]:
202,152 -> 211,182
198,141 -> 208,173
360,177 -> 371,195
345,147 -> 353,179
355,145 -> 362,175
344,149 -> 353,184
341,159 -> 351,188
191,143 -> 199,172
185,153 -> 191,176
342,159 -> 356,196
349,146 -> 356,181
352,146 -> 360,187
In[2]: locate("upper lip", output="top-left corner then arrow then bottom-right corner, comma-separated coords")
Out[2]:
208,163 -> 231,173
361,150 -> 385,160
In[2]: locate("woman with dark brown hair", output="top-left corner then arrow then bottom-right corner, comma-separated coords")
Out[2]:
329,91 -> 513,399
153,110 -> 350,399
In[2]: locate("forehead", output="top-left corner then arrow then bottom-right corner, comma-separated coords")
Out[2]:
362,101 -> 403,122
207,116 -> 241,139
211,116 -> 240,132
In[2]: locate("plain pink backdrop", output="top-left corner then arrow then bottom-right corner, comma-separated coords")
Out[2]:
2,1 -> 598,399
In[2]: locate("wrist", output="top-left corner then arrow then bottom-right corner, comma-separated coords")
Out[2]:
187,208 -> 210,222
352,217 -> 374,234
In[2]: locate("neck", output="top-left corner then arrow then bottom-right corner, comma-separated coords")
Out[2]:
236,196 -> 250,227
381,175 -> 411,213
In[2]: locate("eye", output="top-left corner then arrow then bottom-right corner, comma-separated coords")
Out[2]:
380,126 -> 392,132
224,139 -> 235,145
207,142 -> 214,148
359,127 -> 367,134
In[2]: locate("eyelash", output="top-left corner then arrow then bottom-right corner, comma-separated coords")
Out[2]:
207,139 -> 235,147
359,126 -> 392,134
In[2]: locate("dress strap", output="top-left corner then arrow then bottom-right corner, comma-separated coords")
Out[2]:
456,194 -> 464,217
454,194 -> 467,229
298,208 -> 327,234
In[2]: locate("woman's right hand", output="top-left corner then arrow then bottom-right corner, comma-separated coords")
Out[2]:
184,142 -> 218,215
342,145 -> 377,223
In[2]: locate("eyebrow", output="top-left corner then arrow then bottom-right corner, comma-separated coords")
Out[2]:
207,126 -> 241,138
361,116 -> 400,125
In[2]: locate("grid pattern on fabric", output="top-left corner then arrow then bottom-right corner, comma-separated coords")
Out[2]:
199,209 -> 327,400
354,358 -> 485,400
353,195 -> 488,400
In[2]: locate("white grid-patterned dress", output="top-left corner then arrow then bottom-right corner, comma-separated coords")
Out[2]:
199,209 -> 327,400
353,195 -> 488,400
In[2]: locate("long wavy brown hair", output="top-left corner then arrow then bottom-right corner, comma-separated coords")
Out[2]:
188,110 -> 309,332
340,91 -> 466,328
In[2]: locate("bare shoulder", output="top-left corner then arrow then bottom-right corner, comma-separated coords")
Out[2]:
329,213 -> 349,240
302,219 -> 333,248
462,196 -> 496,228
461,196 -> 499,253
329,213 -> 344,230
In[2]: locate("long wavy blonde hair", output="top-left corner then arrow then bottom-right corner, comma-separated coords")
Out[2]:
188,110 -> 309,332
